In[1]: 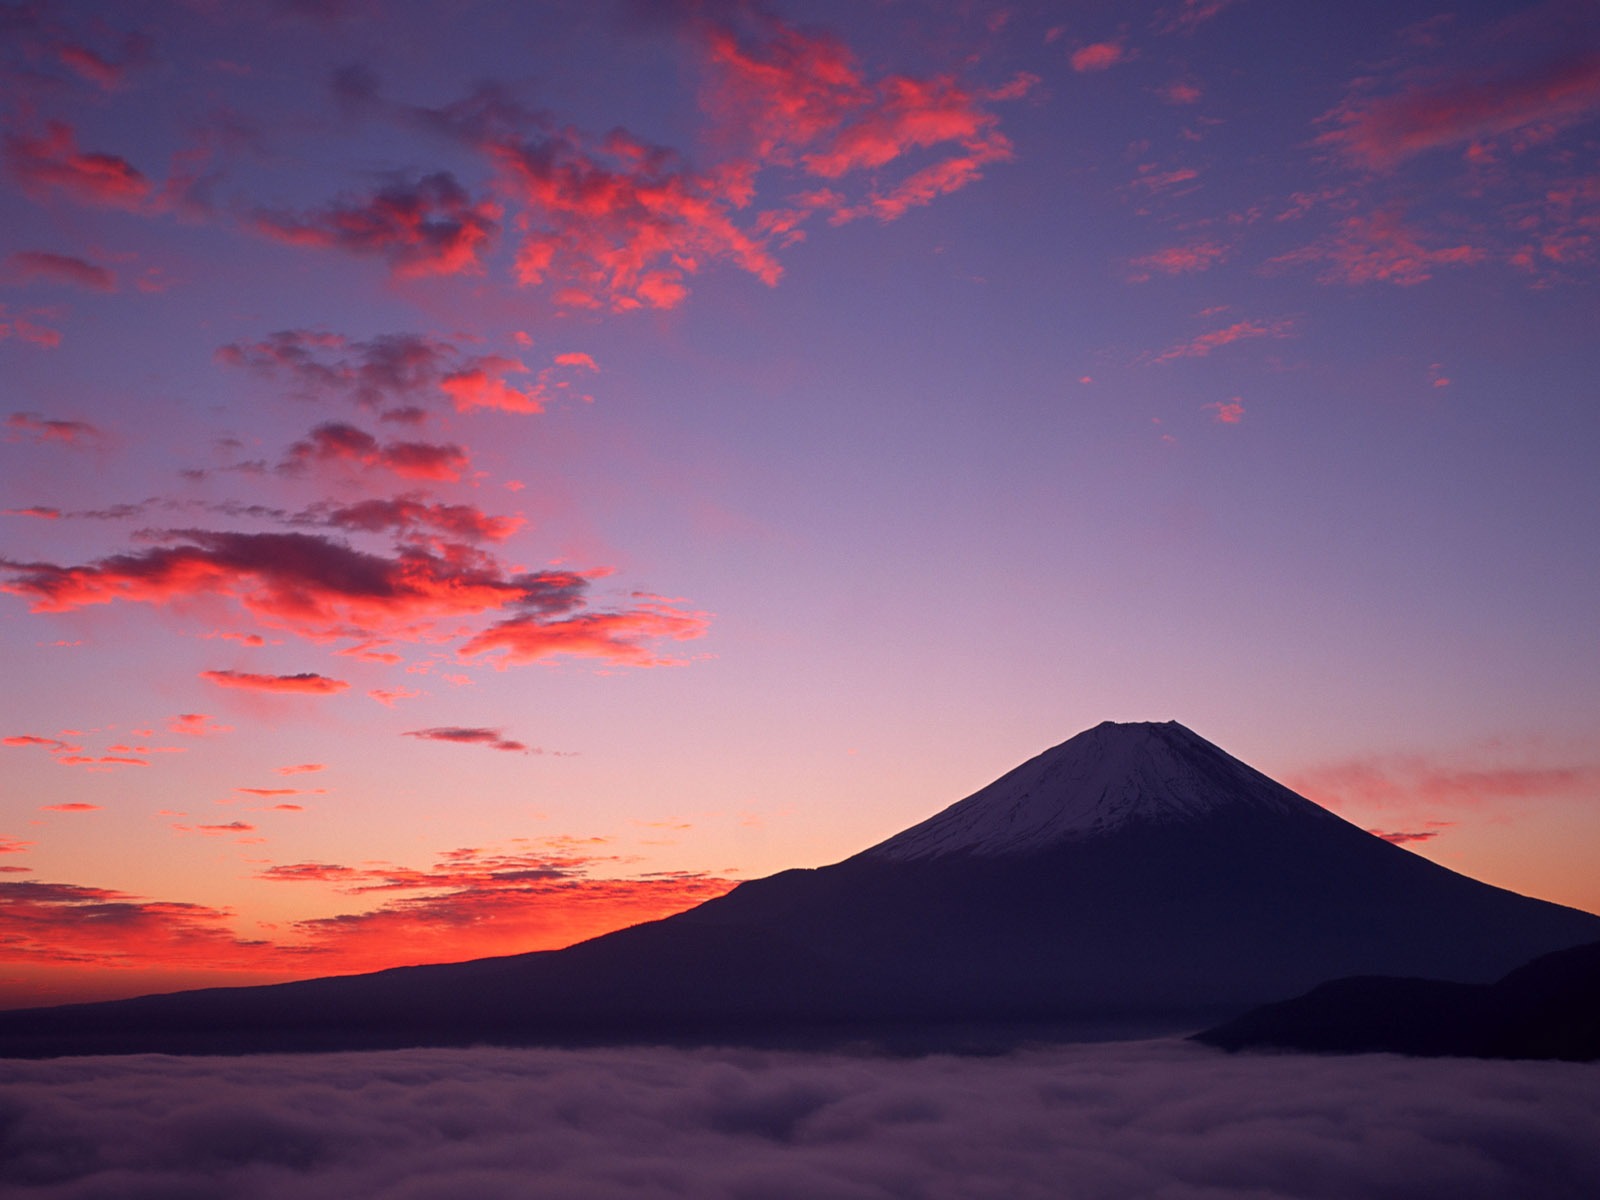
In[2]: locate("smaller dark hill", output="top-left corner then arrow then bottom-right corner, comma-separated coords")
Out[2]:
1193,939 -> 1600,1061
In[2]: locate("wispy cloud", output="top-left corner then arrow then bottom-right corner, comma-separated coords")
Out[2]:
200,670 -> 350,695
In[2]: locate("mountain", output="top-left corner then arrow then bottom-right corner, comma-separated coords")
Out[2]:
1194,939 -> 1600,1060
3,720 -> 1597,1057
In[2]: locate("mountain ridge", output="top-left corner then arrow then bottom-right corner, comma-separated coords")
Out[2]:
2,720 -> 1596,1058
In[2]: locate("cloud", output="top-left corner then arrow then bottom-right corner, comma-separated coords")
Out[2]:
0,1042 -> 1594,1198
460,599 -> 711,668
201,670 -> 349,695
2,507 -> 61,519
215,330 -> 455,410
278,422 -> 470,481
6,250 -> 116,290
1321,51 -> 1600,171
1203,398 -> 1245,423
368,687 -> 422,707
1273,209 -> 1484,286
1286,753 -> 1594,822
1369,826 -> 1452,845
1070,42 -> 1127,73
40,802 -> 101,812
251,171 -> 500,277
404,727 -> 527,753
438,357 -> 547,414
5,411 -> 105,448
1,530 -> 706,668
168,712 -> 233,737
2,735 -> 76,753
277,763 -> 326,775
1153,317 -> 1293,361
1127,241 -> 1228,280
1158,0 -> 1243,35
308,497 -> 525,543
3,121 -> 151,209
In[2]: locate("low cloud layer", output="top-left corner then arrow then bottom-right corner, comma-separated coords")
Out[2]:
1,1040 -> 1594,1198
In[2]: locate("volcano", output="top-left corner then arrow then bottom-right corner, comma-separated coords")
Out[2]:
3,720 -> 1597,1057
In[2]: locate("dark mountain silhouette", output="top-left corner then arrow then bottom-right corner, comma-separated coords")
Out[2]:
2,720 -> 1597,1057
1194,939 -> 1600,1060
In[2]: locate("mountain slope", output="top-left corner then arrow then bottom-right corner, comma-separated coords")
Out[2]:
1194,939 -> 1600,1060
2,721 -> 1597,1057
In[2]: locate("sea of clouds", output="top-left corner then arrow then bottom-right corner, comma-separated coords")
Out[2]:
2,1038 -> 1597,1198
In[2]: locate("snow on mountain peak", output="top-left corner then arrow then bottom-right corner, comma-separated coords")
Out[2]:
857,720 -> 1327,862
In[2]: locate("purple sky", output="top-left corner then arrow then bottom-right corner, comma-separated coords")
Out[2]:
2,0 -> 1598,1005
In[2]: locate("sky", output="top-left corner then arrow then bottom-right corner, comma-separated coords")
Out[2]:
1,0 -> 1597,1008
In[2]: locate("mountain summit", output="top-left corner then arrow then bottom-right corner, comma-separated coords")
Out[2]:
860,720 -> 1324,860
3,721 -> 1598,1057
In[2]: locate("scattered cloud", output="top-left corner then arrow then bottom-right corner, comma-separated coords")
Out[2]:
1203,398 -> 1245,424
40,802 -> 101,812
5,411 -> 105,448
276,763 -> 326,775
404,727 -> 527,753
200,670 -> 350,695
1070,42 -> 1127,73
368,687 -> 422,707
1320,51 -> 1600,171
1153,317 -> 1293,362
1,530 -> 706,668
6,250 -> 116,291
278,421 -> 470,482
1128,241 -> 1228,280
168,712 -> 233,737
3,121 -> 151,209
252,171 -> 500,278
1287,752 -> 1595,821
1158,0 -> 1244,36
1273,208 -> 1484,286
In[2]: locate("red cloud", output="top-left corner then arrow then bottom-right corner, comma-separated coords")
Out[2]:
237,787 -> 319,797
279,421 -> 470,482
553,352 -> 598,370
181,821 -> 257,836
1,529 -> 703,667
3,506 -> 61,519
1154,317 -> 1293,362
1203,398 -> 1245,424
276,763 -> 326,775
1070,43 -> 1126,73
41,803 -> 101,812
404,727 -> 527,752
252,171 -> 500,278
311,497 -> 524,543
168,712 -> 232,737
4,734 -> 76,752
369,687 -> 422,707
6,411 -> 105,448
215,330 -> 454,409
439,358 -> 545,413
1369,825 -> 1453,845
1287,756 -> 1593,818
201,670 -> 349,695
1322,52 -> 1600,170
460,599 -> 711,668
7,251 -> 116,291
1275,209 -> 1484,286
0,837 -> 32,854
1128,241 -> 1228,280
4,121 -> 151,209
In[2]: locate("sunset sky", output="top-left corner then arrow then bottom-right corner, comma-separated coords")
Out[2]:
2,0 -> 1597,1007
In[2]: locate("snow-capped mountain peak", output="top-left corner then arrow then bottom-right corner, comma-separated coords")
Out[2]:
856,720 -> 1327,861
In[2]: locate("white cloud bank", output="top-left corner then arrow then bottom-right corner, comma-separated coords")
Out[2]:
2,1039 -> 1597,1198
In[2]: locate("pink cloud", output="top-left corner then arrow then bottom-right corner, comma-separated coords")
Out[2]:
1286,754 -> 1594,820
460,599 -> 711,668
1203,398 -> 1245,424
1128,241 -> 1228,280
41,803 -> 101,813
251,172 -> 500,278
368,687 -> 422,707
404,727 -> 528,753
438,358 -> 545,414
3,506 -> 62,519
1275,209 -> 1484,286
168,713 -> 232,737
200,670 -> 350,695
1070,43 -> 1127,73
1321,52 -> 1600,170
310,497 -> 524,544
1154,317 -> 1293,362
7,251 -> 116,291
4,121 -> 151,209
6,412 -> 104,448
278,422 -> 470,482
1158,0 -> 1242,35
